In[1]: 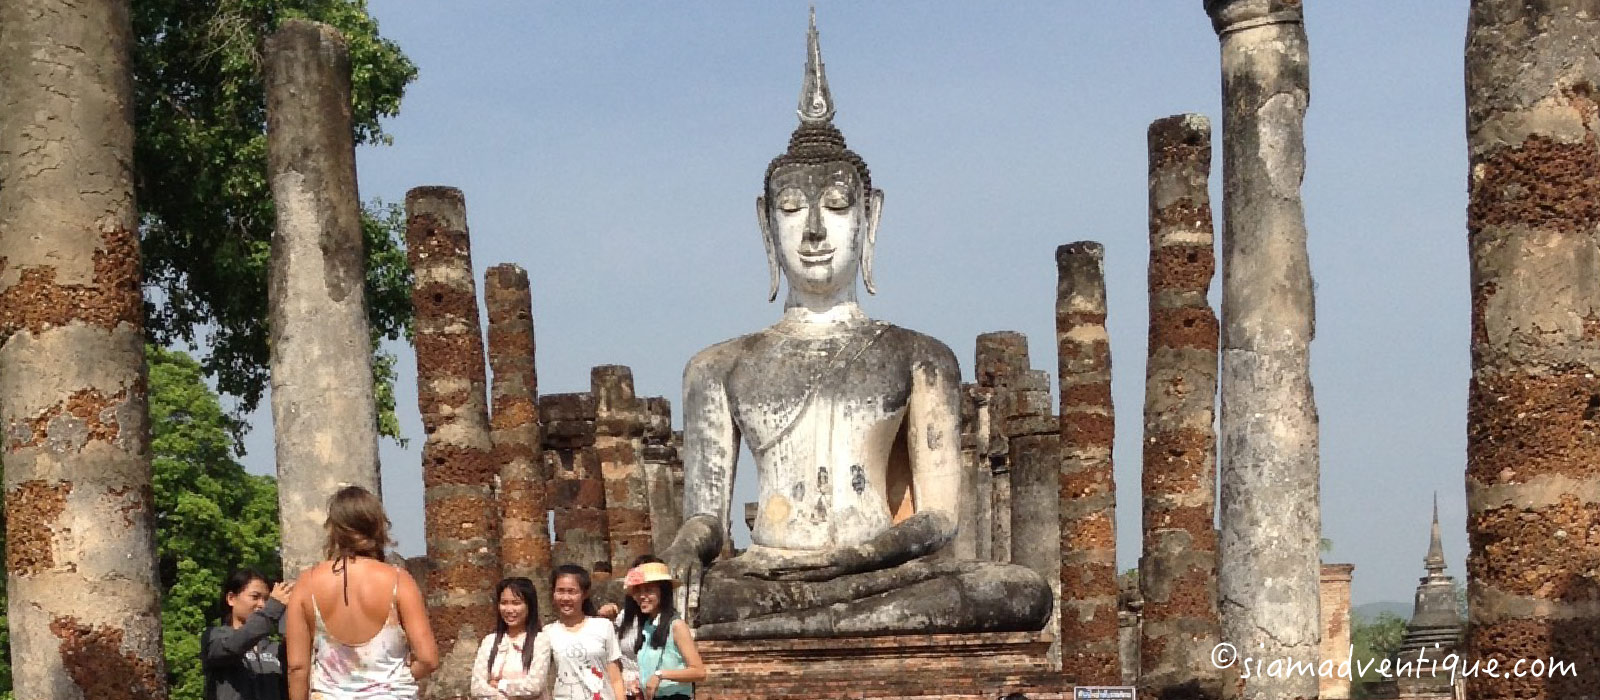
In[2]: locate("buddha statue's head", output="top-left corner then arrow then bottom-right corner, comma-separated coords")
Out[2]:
758,11 -> 883,303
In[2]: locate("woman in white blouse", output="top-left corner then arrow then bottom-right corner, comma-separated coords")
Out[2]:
472,577 -> 549,699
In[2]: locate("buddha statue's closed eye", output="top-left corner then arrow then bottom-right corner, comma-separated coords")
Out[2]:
658,12 -> 1052,639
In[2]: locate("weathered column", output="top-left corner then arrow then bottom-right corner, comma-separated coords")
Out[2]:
954,382 -> 982,560
1139,114 -> 1226,700
642,397 -> 684,550
669,429 -> 687,527
542,392 -> 610,569
484,264 -> 552,620
970,387 -> 996,561
593,365 -> 652,572
1056,242 -> 1121,686
1206,3 -> 1322,698
264,19 -> 383,578
0,1 -> 169,696
1465,3 -> 1600,698
1008,367 -> 1062,667
976,332 -> 1030,562
407,187 -> 500,700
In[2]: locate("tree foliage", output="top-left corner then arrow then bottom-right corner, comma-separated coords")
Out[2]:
1350,611 -> 1410,698
134,0 -> 418,431
0,348 -> 284,700
149,346 -> 285,700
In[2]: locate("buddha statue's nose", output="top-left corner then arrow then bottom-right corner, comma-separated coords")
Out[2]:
803,204 -> 826,244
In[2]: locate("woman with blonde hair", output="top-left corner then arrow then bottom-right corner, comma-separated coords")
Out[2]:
285,486 -> 438,700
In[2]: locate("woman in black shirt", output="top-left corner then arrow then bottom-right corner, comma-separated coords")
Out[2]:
202,568 -> 293,700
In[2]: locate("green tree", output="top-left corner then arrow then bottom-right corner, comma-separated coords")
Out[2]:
149,346 -> 285,700
0,347 -> 283,700
134,0 -> 418,434
1350,611 -> 1409,698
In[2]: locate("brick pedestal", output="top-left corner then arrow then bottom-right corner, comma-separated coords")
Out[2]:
696,632 -> 1070,699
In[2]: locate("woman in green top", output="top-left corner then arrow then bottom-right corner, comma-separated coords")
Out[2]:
620,562 -> 705,700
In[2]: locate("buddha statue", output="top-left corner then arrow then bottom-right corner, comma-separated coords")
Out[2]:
659,13 -> 1052,640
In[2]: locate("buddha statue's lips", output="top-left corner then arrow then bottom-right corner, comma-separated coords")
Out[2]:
798,248 -> 835,262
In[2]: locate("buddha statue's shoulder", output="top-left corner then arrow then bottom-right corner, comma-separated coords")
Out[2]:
683,331 -> 767,379
875,323 -> 961,375
683,322 -> 960,378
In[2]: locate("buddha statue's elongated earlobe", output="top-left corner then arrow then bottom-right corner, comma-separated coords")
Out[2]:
861,188 -> 883,295
757,195 -> 780,302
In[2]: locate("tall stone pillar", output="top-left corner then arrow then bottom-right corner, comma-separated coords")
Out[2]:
0,1 -> 169,696
263,19 -> 383,579
1008,367 -> 1062,667
642,397 -> 684,550
1139,113 -> 1226,699
1465,3 -> 1600,698
593,365 -> 652,572
407,187 -> 499,700
976,331 -> 1030,563
484,264 -> 552,620
953,382 -> 981,560
1205,3 -> 1322,698
1055,242 -> 1121,686
542,392 -> 610,569
969,387 -> 996,562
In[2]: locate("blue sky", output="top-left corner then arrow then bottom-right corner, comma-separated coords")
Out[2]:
237,2 -> 1472,607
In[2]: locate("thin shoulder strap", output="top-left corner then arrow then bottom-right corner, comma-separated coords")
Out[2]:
390,564 -> 402,610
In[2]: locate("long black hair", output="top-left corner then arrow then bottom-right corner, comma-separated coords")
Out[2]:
619,555 -> 676,650
485,577 -> 540,678
552,563 -> 598,617
217,568 -> 270,626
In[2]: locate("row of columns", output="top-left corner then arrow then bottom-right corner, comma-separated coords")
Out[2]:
12,3 -> 1600,700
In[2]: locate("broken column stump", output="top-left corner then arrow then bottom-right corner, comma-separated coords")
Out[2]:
543,392 -> 611,570
407,186 -> 500,700
1139,113 -> 1226,700
593,365 -> 653,573
484,263 -> 553,621
1055,241 -> 1121,687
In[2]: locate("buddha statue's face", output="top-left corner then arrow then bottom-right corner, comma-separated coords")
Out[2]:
763,161 -> 874,298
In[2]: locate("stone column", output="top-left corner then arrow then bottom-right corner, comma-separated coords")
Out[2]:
0,1 -> 168,696
976,331 -> 1030,563
1318,564 -> 1354,700
407,187 -> 499,700
990,459 -> 1012,563
593,365 -> 652,572
669,430 -> 687,523
1008,368 -> 1062,667
264,19 -> 383,579
484,264 -> 552,619
1205,3 -> 1322,698
1465,3 -> 1600,698
954,382 -> 981,560
1055,242 -> 1121,686
1139,114 -> 1226,699
969,386 -> 996,561
542,392 -> 610,569
642,397 -> 684,550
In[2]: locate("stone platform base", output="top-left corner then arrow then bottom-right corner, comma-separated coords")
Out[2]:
695,632 -> 1069,699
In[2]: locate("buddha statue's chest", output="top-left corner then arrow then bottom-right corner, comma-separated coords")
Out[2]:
725,331 -> 913,455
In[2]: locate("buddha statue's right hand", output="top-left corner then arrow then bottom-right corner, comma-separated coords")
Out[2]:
660,513 -> 724,617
